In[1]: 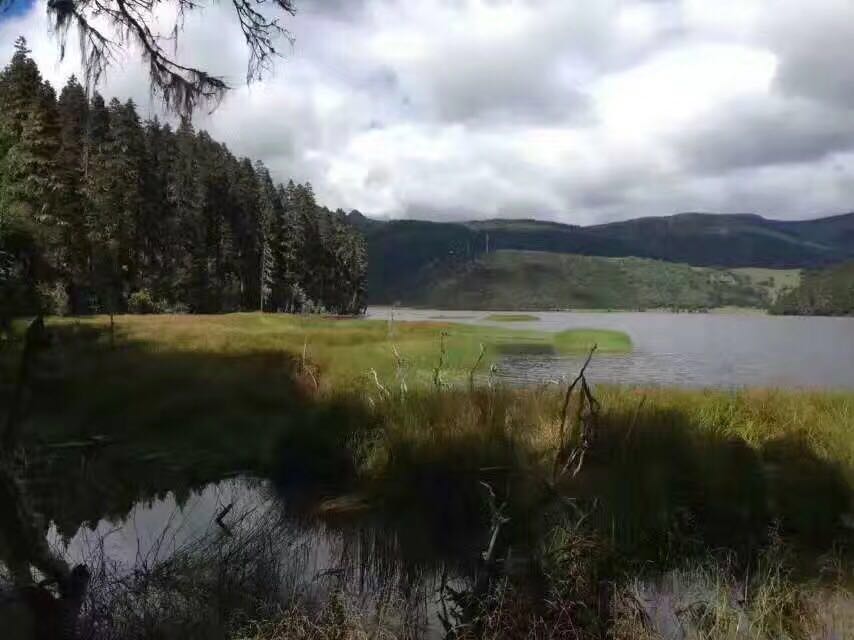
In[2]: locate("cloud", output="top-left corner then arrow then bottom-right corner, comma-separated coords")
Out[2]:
677,96 -> 854,171
3,0 -> 854,223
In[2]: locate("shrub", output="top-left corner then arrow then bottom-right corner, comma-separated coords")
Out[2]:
128,289 -> 162,314
36,281 -> 70,316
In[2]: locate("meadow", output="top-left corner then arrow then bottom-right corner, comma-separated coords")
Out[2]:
1,312 -> 852,639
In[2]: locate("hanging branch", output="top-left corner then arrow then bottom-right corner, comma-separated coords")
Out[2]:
45,0 -> 295,115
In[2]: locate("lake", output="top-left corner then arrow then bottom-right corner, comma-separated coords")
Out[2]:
367,307 -> 854,389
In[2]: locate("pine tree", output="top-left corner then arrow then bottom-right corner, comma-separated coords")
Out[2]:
84,92 -> 119,315
230,157 -> 262,310
169,117 -> 207,312
268,181 -> 304,312
0,45 -> 369,319
56,75 -> 90,311
0,38 -> 42,141
255,161 -> 281,312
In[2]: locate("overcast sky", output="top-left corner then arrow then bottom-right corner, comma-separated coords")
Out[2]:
3,0 -> 854,224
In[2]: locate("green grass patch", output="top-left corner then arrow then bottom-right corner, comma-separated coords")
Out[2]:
484,313 -> 540,322
554,328 -> 632,353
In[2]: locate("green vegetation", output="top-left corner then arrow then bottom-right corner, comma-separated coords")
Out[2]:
361,212 -> 854,305
408,250 -> 773,310
554,328 -> 631,352
484,313 -> 540,322
733,267 -> 802,303
772,261 -> 854,316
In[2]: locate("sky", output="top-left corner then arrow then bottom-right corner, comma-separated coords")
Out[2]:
2,0 -> 854,224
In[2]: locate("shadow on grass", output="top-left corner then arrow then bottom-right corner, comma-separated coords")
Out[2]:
569,402 -> 852,562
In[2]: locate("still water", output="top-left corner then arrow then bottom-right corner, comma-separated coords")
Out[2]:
367,307 -> 854,389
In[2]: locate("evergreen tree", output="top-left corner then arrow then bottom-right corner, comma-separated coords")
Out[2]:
0,44 -> 368,319
255,161 -> 280,312
56,75 -> 90,311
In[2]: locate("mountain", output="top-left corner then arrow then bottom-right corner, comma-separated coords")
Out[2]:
359,212 -> 854,305
583,212 -> 854,267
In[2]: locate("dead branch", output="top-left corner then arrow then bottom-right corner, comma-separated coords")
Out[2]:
215,502 -> 234,535
479,481 -> 510,566
552,345 -> 599,485
391,344 -> 408,396
468,343 -> 486,391
370,368 -> 389,400
432,331 -> 448,390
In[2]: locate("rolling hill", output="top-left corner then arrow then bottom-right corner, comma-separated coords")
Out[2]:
352,211 -> 852,306
391,250 -> 788,311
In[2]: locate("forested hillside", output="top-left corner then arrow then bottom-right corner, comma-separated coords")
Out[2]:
362,213 -> 854,304
392,250 -> 772,311
0,39 -> 367,320
772,261 -> 854,316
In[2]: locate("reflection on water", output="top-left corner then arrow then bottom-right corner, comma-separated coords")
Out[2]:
369,307 -> 854,389
17,477 -> 451,638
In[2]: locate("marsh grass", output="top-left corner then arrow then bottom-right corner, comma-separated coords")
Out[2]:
26,313 -> 628,390
1,313 -> 852,639
554,328 -> 632,353
1,314 -> 849,554
484,314 -> 541,322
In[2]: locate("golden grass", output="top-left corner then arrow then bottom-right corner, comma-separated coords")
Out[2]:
48,313 -> 630,389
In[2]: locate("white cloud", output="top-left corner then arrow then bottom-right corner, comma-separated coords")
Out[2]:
3,0 -> 854,222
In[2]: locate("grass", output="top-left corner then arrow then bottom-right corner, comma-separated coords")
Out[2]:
554,328 -> 632,352
484,313 -> 540,322
37,313 -> 629,390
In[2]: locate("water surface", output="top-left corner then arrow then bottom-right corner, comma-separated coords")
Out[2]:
369,307 -> 854,389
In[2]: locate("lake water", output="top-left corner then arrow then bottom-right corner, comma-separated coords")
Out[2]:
367,307 -> 854,389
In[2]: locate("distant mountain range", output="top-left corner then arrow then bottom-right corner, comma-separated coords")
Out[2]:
349,211 -> 854,307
